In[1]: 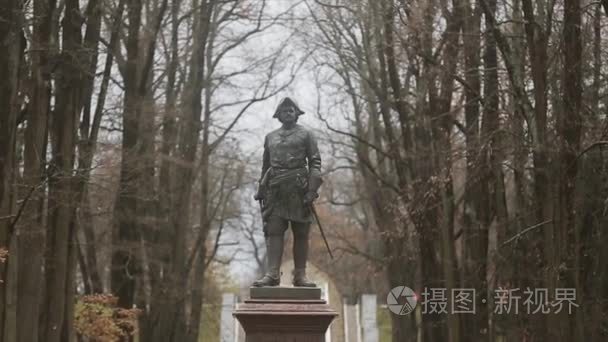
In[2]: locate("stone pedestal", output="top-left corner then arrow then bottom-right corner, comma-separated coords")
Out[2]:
233,287 -> 338,342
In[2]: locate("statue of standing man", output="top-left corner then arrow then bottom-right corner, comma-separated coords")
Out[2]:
253,97 -> 323,287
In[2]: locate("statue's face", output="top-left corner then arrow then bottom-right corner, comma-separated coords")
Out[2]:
278,106 -> 298,124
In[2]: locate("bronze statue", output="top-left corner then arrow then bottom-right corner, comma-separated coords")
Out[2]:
253,97 -> 323,287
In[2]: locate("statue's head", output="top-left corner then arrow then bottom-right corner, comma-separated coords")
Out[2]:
273,97 -> 304,124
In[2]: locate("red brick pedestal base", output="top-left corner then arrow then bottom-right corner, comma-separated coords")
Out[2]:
234,288 -> 337,342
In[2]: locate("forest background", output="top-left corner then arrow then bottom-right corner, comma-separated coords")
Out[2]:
1,0 -> 608,341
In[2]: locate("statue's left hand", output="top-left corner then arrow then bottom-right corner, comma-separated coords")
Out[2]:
303,191 -> 318,205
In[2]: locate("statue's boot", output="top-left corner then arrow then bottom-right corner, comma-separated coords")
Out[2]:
293,224 -> 316,287
293,268 -> 316,287
252,235 -> 283,287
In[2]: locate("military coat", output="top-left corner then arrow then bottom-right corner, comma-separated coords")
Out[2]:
260,124 -> 321,223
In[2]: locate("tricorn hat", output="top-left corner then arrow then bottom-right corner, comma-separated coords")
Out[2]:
273,97 -> 305,118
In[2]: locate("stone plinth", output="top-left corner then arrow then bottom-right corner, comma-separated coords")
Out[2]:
234,287 -> 338,342
249,286 -> 322,300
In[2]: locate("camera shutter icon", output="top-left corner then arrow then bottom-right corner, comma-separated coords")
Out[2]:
387,286 -> 417,315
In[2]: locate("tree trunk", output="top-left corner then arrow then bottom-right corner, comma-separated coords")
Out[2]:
142,0 -> 180,339
186,4 -> 214,340
111,0 -> 143,310
73,0 -> 109,295
482,0 -> 508,338
142,0 -> 180,338
554,0 -> 582,340
461,1 -> 485,340
17,1 -> 54,341
0,0 -> 25,339
41,1 -> 84,341
435,1 -> 464,340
